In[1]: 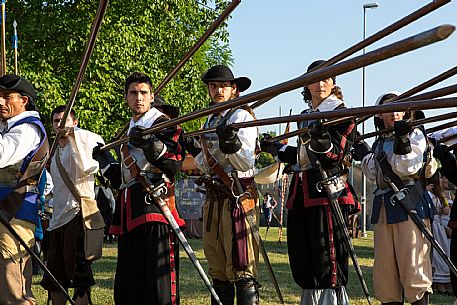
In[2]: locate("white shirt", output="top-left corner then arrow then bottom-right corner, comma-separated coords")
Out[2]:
361,128 -> 437,182
0,111 -> 41,168
430,126 -> 457,146
195,108 -> 257,177
48,128 -> 104,231
120,107 -> 167,188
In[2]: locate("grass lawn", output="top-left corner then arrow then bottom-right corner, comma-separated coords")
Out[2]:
31,228 -> 455,304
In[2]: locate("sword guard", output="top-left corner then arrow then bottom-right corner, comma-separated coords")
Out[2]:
316,174 -> 345,194
145,183 -> 167,205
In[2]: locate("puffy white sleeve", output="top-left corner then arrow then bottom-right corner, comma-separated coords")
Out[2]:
225,109 -> 257,172
69,129 -> 104,176
361,152 -> 378,181
390,128 -> 436,178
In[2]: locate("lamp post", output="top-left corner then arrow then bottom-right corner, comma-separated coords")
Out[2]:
362,2 -> 378,238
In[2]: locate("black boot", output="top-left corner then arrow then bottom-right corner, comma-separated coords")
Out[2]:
212,280 -> 235,305
411,292 -> 429,305
235,278 -> 259,305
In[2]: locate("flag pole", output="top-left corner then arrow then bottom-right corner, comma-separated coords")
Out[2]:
1,0 -> 6,76
13,19 -> 17,75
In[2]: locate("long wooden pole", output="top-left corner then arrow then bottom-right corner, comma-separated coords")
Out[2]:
356,112 -> 457,141
266,83 -> 457,143
250,0 -> 450,110
232,97 -> 457,130
112,0 -> 241,141
356,65 -> 457,125
48,0 -> 108,159
13,19 -> 17,75
1,0 -> 6,76
100,24 -> 455,152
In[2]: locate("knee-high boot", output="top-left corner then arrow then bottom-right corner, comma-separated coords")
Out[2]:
411,292 -> 429,305
235,278 -> 259,305
211,280 -> 235,305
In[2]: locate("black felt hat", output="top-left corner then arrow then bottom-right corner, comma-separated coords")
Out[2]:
0,74 -> 37,101
154,95 -> 179,119
201,65 -> 251,92
301,59 -> 336,101
307,60 -> 336,84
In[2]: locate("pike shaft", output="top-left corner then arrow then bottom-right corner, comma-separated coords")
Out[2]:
112,0 -> 241,141
153,195 -> 223,305
250,0 -> 450,111
101,25 -> 455,152
48,0 -> 108,160
0,212 -> 76,305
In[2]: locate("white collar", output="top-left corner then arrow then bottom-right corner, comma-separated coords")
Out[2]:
129,107 -> 164,131
2,110 -> 40,131
314,95 -> 344,112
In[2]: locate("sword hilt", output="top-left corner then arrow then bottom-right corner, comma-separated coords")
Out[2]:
145,183 -> 167,205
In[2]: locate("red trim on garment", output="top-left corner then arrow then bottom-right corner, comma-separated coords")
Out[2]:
325,205 -> 338,287
325,120 -> 355,161
109,189 -> 128,235
126,204 -> 185,232
286,172 -> 357,209
109,225 -> 122,235
448,220 -> 457,229
173,127 -> 182,143
169,231 -> 178,305
286,173 -> 300,209
163,151 -> 183,161
110,187 -> 186,235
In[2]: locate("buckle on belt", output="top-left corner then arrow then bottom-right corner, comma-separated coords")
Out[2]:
123,154 -> 136,169
390,188 -> 409,206
207,155 -> 220,170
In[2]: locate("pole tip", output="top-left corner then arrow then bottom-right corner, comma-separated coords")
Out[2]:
436,24 -> 456,40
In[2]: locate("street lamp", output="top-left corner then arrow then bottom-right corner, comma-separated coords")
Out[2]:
361,2 -> 378,238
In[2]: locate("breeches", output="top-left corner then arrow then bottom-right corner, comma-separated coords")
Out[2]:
0,219 -> 35,305
0,254 -> 35,305
287,203 -> 349,289
203,194 -> 259,282
373,204 -> 432,303
114,222 -> 180,305
41,215 -> 95,291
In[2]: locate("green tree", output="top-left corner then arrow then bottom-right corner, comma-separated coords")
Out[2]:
8,0 -> 233,139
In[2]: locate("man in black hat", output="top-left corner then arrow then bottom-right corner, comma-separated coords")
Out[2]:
261,60 -> 359,305
187,64 -> 260,304
93,71 -> 186,305
0,74 -> 48,305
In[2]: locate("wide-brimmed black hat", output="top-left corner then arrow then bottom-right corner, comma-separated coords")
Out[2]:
301,59 -> 336,101
307,60 -> 336,84
154,95 -> 179,119
0,74 -> 37,101
201,65 -> 251,92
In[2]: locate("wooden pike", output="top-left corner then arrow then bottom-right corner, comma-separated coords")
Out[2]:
111,0 -> 241,141
357,65 -> 457,125
268,83 -> 457,143
356,112 -> 457,141
48,0 -> 109,160
100,24 -> 455,151
233,97 -> 457,130
250,0 -> 451,110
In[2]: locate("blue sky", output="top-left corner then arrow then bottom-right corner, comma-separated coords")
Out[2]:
227,0 -> 457,140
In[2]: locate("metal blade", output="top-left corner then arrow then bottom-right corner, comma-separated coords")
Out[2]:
148,185 -> 223,305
